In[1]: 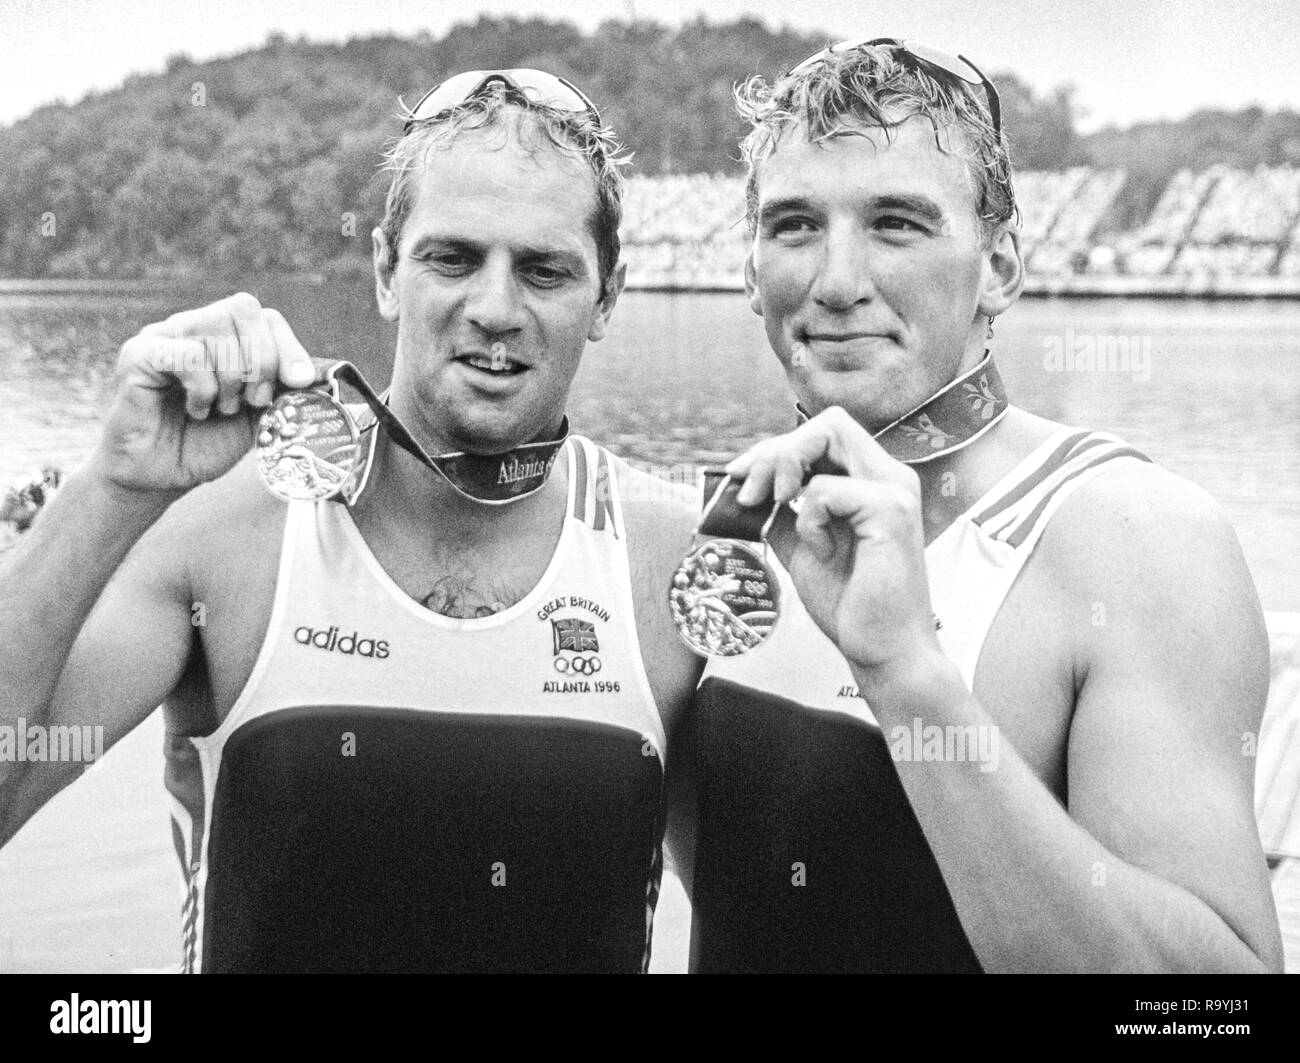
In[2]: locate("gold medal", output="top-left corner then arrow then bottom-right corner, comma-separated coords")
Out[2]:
670,538 -> 781,658
254,360 -> 568,507
670,470 -> 784,658
255,390 -> 364,502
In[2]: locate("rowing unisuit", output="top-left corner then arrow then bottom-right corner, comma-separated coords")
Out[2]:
690,428 -> 1150,972
164,436 -> 668,972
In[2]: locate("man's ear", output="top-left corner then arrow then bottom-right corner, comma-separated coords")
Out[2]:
744,249 -> 763,318
587,260 -> 627,343
977,223 -> 1024,319
372,227 -> 399,321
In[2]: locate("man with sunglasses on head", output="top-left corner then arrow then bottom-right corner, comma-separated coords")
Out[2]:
0,70 -> 702,972
684,39 -> 1282,972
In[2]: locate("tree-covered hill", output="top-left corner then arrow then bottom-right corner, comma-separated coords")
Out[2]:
1,18 -> 826,278
1,17 -> 1294,279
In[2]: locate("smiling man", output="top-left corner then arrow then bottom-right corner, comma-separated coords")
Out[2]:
686,40 -> 1283,973
0,71 -> 700,972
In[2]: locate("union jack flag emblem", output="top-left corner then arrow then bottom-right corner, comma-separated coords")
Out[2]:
552,617 -> 599,655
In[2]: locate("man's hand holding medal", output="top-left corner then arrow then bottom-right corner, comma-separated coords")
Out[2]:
91,292 -> 317,497
673,356 -> 1008,684
723,406 -> 947,692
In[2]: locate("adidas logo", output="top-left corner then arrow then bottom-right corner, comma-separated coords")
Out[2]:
293,625 -> 390,659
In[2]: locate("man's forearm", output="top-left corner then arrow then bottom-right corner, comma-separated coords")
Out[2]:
0,467 -> 177,726
853,657 -> 1272,973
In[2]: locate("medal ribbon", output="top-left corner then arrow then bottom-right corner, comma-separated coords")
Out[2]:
318,360 -> 569,505
698,352 -> 1008,539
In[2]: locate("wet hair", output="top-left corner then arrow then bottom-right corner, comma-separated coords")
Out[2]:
379,82 -> 628,290
737,44 -> 1017,245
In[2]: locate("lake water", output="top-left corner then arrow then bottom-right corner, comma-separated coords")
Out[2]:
1,281 -> 1298,971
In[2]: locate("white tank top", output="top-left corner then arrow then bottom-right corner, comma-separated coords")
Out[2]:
691,427 -> 1151,972
165,436 -> 669,973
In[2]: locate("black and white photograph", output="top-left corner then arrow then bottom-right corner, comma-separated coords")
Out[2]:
0,0 -> 1296,1014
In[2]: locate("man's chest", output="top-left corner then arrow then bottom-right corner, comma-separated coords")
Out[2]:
180,511 -> 599,730
379,549 -> 549,620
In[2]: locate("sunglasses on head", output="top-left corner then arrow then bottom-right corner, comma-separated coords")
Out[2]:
403,68 -> 601,134
788,37 -> 1001,137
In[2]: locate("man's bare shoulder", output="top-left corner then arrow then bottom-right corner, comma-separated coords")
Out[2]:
610,457 -> 701,554
606,455 -> 705,700
611,456 -> 699,616
1033,450 -> 1268,714
1039,454 -> 1250,588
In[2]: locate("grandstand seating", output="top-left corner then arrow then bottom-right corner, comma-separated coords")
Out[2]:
618,166 -> 1300,285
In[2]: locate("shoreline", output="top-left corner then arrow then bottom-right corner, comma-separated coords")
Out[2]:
4,275 -> 1300,299
618,274 -> 1300,299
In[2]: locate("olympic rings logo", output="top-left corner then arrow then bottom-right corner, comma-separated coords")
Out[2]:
554,655 -> 602,674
